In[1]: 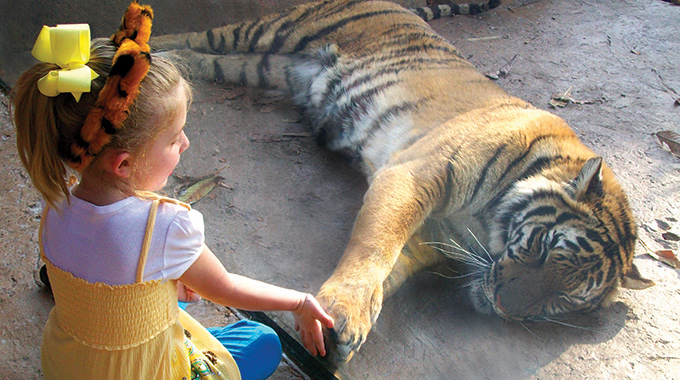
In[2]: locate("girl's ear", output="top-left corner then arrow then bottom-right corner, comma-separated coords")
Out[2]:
108,151 -> 132,178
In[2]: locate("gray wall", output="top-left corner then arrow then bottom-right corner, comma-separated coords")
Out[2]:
0,0 -> 310,89
0,0 -> 424,89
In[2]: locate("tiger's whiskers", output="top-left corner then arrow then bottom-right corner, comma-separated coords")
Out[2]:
535,316 -> 604,334
427,270 -> 478,280
467,228 -> 494,263
518,321 -> 544,341
422,240 -> 491,269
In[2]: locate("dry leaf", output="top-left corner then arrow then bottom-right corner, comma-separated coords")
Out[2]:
225,87 -> 246,100
177,175 -> 224,204
649,250 -> 680,269
258,93 -> 286,105
485,72 -> 500,80
549,86 -> 573,108
259,105 -> 275,114
662,231 -> 680,241
656,130 -> 680,157
549,86 -> 602,108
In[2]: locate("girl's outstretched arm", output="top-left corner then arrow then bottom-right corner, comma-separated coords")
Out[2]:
179,245 -> 334,356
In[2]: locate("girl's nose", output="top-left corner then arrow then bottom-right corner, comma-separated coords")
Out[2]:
179,131 -> 190,153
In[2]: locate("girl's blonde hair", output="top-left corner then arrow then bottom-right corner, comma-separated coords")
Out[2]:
11,38 -> 192,209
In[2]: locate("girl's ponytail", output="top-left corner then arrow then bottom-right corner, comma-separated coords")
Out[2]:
11,39 -> 115,209
13,64 -> 69,209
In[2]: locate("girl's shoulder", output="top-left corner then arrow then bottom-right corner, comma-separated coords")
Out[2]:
153,196 -> 204,234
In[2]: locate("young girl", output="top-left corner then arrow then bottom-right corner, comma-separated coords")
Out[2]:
11,3 -> 333,380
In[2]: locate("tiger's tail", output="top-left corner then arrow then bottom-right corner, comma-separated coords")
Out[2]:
411,0 -> 502,21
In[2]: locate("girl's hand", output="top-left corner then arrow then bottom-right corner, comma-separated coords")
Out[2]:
177,281 -> 201,303
292,293 -> 335,357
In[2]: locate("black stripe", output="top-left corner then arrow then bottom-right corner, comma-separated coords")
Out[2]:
594,204 -> 624,249
340,80 -> 399,133
216,31 -> 227,53
524,206 -> 557,220
564,240 -> 580,253
555,212 -> 579,224
537,245 -> 549,265
248,22 -> 268,51
471,144 -> 507,202
207,29 -> 216,52
484,155 -> 563,214
595,268 -> 603,285
605,261 -> 617,282
232,25 -> 243,51
442,160 -> 455,209
527,226 -> 544,245
293,9 -> 409,53
356,100 -> 421,147
213,58 -> 225,83
549,233 -> 563,249
269,20 -> 295,53
576,236 -> 594,253
347,68 -> 400,91
615,196 -> 636,253
603,242 -> 621,263
257,54 -> 270,88
267,0 -> 333,54
374,36 -> 456,55
495,135 -> 555,186
585,228 -> 606,247
469,3 -> 484,15
586,228 -> 620,263
239,60 -> 248,86
430,5 -> 442,19
497,190 -> 561,234
344,56 -> 468,88
413,7 -> 427,20
242,20 -> 261,45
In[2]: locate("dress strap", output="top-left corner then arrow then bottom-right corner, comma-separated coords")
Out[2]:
38,204 -> 50,262
136,198 -> 160,283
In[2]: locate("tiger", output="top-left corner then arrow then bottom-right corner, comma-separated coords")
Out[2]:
152,0 -> 655,365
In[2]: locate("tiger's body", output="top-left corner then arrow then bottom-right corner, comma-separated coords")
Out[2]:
153,0 -> 652,364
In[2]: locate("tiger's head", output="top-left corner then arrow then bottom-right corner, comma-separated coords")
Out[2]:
471,157 -> 654,321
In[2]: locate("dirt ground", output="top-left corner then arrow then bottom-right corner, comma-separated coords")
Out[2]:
1,0 -> 680,379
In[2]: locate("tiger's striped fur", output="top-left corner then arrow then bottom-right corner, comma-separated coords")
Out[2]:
153,0 -> 653,364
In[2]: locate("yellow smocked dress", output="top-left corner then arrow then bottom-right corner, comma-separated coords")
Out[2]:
39,196 -> 241,380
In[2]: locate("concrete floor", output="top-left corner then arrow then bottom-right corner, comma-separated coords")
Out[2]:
1,1 -> 679,379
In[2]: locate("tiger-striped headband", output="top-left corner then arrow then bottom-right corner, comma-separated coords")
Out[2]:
69,1 -> 154,171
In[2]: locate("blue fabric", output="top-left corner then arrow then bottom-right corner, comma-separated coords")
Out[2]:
208,320 -> 282,380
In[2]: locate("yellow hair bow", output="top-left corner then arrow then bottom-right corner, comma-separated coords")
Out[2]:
31,24 -> 99,102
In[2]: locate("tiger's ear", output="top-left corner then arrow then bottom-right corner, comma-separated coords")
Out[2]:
621,263 -> 655,290
570,157 -> 603,200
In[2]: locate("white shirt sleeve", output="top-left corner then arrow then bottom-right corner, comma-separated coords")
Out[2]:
157,207 -> 205,280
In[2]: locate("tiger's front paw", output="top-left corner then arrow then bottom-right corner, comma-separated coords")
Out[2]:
316,279 -> 383,365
